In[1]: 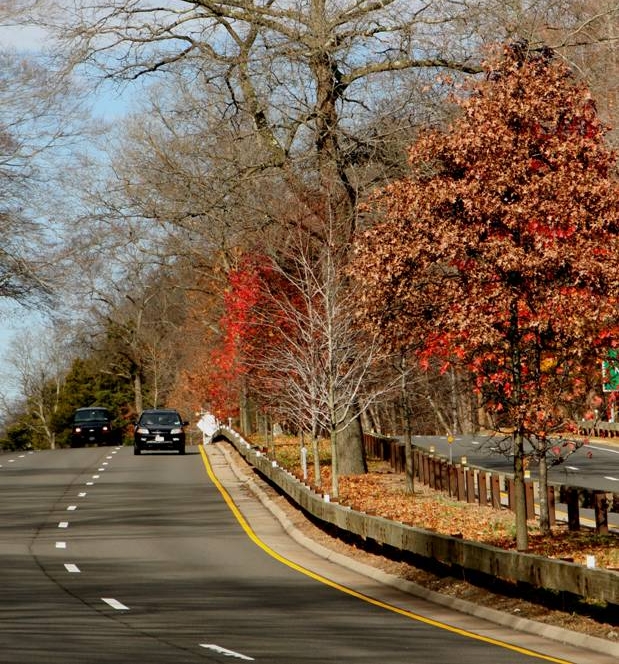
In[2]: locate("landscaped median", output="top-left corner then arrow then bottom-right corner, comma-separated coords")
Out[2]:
210,426 -> 619,609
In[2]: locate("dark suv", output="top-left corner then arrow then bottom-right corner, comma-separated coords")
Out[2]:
71,407 -> 116,447
133,408 -> 188,455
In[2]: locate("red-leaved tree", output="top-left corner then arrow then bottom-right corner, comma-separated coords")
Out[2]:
352,42 -> 619,550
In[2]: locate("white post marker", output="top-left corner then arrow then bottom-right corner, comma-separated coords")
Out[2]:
301,446 -> 307,480
197,412 -> 219,444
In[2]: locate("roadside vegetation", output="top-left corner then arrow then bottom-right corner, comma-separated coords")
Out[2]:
248,434 -> 619,569
2,3 -> 619,559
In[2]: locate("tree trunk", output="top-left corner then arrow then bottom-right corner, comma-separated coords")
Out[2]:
311,419 -> 322,488
335,412 -> 367,475
538,449 -> 550,534
509,300 -> 528,551
401,362 -> 414,493
239,383 -> 253,436
513,429 -> 529,551
134,372 -> 143,414
330,423 -> 339,500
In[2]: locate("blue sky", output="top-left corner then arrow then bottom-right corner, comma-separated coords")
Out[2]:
0,23 -> 130,401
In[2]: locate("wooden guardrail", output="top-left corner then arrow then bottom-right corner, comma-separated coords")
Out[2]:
578,420 -> 619,438
212,427 -> 619,608
363,432 -> 618,534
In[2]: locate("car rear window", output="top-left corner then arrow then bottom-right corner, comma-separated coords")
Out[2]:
74,409 -> 111,423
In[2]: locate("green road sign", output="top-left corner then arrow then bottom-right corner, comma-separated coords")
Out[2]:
602,349 -> 619,392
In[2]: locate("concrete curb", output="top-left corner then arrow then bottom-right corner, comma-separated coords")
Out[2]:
209,442 -> 619,660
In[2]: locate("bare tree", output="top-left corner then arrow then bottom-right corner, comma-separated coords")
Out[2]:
22,0 -> 619,462
89,262 -> 187,415
243,217 -> 405,498
2,325 -> 71,448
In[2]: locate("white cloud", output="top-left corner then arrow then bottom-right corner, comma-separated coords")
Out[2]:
0,25 -> 49,51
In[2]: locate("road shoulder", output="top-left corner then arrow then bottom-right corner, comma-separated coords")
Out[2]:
203,441 -> 619,664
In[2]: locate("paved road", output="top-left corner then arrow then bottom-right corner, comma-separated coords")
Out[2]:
408,433 -> 619,528
408,433 -> 619,493
0,445 -> 614,663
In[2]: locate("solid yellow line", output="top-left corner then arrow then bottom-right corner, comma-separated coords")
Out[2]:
198,445 -> 574,664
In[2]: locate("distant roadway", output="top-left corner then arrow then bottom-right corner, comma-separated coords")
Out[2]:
0,444 -> 614,663
405,433 -> 619,529
408,433 -> 619,492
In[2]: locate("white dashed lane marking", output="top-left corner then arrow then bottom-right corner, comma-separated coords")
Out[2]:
67,505 -> 77,511
58,521 -> 69,528
56,542 -> 67,549
589,444 -> 619,455
102,598 -> 129,611
64,564 -> 80,573
200,644 -> 254,660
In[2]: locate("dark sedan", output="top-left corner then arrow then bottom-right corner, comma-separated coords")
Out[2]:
71,407 -> 116,447
133,408 -> 188,455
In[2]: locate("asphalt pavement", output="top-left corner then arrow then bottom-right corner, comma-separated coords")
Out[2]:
203,441 -> 619,663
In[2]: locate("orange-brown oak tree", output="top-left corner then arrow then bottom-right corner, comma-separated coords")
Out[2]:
352,42 -> 619,550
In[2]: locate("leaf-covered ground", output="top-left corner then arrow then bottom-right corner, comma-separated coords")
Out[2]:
262,437 -> 619,569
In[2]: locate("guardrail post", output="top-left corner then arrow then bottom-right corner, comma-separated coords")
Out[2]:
456,465 -> 466,501
434,458 -> 443,490
566,486 -> 580,531
414,449 -> 422,480
490,474 -> 501,508
422,453 -> 430,485
466,468 -> 476,504
478,471 -> 488,506
440,460 -> 449,492
594,492 -> 609,535
507,478 -> 515,510
429,455 -> 436,488
525,481 -> 535,520
548,485 -> 556,526
449,464 -> 457,497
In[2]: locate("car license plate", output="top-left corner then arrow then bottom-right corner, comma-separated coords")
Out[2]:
155,435 -> 164,442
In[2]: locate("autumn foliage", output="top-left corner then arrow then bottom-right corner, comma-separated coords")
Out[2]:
188,254 -> 309,421
352,42 -> 619,436
350,42 -> 619,549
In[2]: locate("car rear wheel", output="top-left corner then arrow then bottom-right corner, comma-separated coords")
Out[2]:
178,445 -> 185,455
134,445 -> 141,455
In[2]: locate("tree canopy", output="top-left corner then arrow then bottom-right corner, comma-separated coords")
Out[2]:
351,42 -> 619,548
